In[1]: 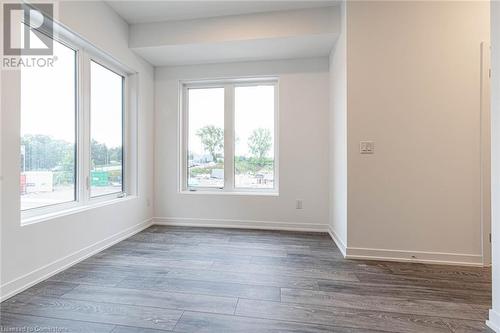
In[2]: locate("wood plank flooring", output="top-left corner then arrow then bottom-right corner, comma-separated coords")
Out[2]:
0,226 -> 493,332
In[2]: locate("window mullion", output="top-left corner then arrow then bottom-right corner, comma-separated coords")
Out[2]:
80,50 -> 91,204
182,86 -> 188,191
224,85 -> 235,191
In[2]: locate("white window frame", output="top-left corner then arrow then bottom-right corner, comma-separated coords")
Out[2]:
20,15 -> 138,223
87,57 -> 126,201
179,77 -> 279,195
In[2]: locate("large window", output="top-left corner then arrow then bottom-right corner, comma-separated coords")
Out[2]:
182,79 -> 278,193
20,25 -> 132,218
90,61 -> 124,197
234,85 -> 275,189
187,87 -> 225,188
21,39 -> 77,211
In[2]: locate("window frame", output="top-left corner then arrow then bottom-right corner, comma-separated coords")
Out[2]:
19,31 -> 80,216
20,17 -> 136,223
88,58 -> 126,200
179,77 -> 279,195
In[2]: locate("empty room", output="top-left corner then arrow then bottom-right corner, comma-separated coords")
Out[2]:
1,0 -> 500,332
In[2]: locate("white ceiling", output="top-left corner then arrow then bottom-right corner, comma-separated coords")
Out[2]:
134,33 -> 338,66
106,1 -> 338,24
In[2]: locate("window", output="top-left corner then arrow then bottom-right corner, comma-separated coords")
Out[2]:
234,85 -> 275,189
182,79 -> 278,193
187,88 -> 225,188
90,61 -> 124,197
21,39 -> 77,211
19,22 -> 134,219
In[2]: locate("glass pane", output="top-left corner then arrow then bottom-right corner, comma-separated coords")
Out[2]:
20,39 -> 77,210
90,61 -> 123,197
234,85 -> 275,189
187,88 -> 225,188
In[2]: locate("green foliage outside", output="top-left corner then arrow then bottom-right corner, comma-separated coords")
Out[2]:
235,156 -> 274,175
247,128 -> 272,167
196,125 -> 224,162
189,163 -> 224,177
21,134 -> 122,187
21,134 -> 74,172
195,126 -> 273,176
91,139 -> 122,168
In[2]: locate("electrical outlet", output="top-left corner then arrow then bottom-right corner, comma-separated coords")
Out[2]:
296,200 -> 303,209
360,141 -> 375,154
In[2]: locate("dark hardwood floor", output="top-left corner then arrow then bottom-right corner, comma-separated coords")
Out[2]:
0,226 -> 493,332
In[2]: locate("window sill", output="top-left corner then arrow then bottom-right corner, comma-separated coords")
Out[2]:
21,196 -> 138,226
179,190 -> 279,197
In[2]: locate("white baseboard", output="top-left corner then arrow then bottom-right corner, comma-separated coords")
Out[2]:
157,218 -> 483,266
0,218 -> 153,302
1,216 -> 485,303
487,309 -> 500,332
153,217 -> 328,233
327,225 -> 347,257
345,246 -> 483,267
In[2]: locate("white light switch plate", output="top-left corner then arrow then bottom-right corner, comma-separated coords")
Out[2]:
360,141 -> 375,154
296,200 -> 303,209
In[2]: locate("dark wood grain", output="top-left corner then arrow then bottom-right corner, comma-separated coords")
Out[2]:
281,288 -> 485,320
317,280 -> 491,305
2,294 -> 182,330
117,275 -> 281,301
22,280 -> 79,297
235,298 -> 452,333
0,226 -> 493,333
111,326 -> 170,333
164,267 -> 319,289
0,312 -> 115,333
173,311 -> 387,333
210,261 -> 360,281
48,267 -> 127,286
354,272 -> 492,292
444,318 -> 494,333
62,284 -> 238,315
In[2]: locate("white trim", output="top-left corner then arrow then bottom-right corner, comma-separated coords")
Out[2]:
1,217 -> 488,302
179,78 -> 279,194
480,41 -> 492,266
345,247 -> 483,267
327,225 -> 346,257
153,217 -> 327,233
20,13 -> 139,221
153,219 -> 484,266
46,9 -> 136,75
87,58 -> 126,201
487,309 -> 500,333
224,82 -> 235,191
21,196 -> 137,226
0,218 -> 152,302
179,190 -> 278,197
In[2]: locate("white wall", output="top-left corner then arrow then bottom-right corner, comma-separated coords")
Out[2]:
488,1 -> 500,331
130,7 -> 338,49
344,1 -> 490,265
154,58 -> 330,231
328,2 -> 348,254
128,6 -> 339,67
0,1 -> 154,300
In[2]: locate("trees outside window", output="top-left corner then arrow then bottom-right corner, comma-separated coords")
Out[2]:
234,85 -> 275,189
184,81 -> 277,191
20,39 -> 76,210
187,87 -> 225,188
90,60 -> 124,197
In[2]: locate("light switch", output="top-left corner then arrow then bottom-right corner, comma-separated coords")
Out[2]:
360,141 -> 375,154
296,200 -> 303,209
